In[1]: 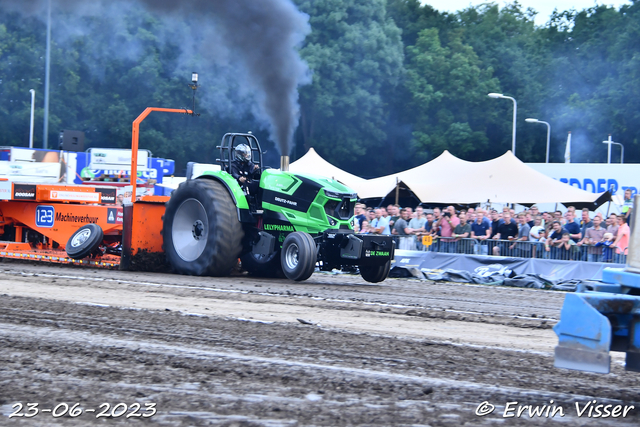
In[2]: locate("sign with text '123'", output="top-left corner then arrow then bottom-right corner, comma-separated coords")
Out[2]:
35,205 -> 55,228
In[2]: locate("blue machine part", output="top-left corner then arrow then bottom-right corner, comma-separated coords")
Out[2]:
554,267 -> 640,373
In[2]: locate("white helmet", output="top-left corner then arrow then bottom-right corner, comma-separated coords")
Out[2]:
235,144 -> 251,162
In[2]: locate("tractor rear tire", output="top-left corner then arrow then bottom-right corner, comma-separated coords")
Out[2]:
359,260 -> 391,283
281,232 -> 316,281
163,179 -> 243,276
66,224 -> 104,259
240,250 -> 283,278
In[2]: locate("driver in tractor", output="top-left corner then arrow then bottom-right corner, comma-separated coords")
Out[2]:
230,143 -> 261,195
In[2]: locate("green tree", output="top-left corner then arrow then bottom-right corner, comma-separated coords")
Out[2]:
294,0 -> 404,171
405,27 -> 499,160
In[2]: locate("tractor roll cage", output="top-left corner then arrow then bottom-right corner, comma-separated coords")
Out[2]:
217,133 -> 263,174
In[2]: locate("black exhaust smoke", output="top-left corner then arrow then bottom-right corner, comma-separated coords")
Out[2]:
4,0 -> 310,156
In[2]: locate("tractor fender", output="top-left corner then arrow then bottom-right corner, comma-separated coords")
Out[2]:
186,165 -> 253,223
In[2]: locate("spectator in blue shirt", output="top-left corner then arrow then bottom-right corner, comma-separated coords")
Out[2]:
471,210 -> 491,256
564,210 -> 581,243
370,208 -> 391,235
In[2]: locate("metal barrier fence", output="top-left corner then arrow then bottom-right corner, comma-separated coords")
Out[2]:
389,235 -> 627,264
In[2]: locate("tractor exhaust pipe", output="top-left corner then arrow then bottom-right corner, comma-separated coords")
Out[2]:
280,155 -> 289,171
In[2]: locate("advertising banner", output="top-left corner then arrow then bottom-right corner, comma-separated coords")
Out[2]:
88,148 -> 148,170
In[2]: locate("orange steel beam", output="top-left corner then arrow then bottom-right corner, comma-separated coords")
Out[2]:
131,108 -> 193,200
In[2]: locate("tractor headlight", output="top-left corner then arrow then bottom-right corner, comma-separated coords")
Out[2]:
324,190 -> 357,199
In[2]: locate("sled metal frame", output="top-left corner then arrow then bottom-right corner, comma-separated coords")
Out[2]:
554,196 -> 640,373
120,108 -> 193,269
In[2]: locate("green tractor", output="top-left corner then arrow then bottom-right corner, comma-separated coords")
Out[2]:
162,133 -> 394,282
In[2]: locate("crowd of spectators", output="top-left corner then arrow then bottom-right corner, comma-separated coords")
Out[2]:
352,188 -> 635,263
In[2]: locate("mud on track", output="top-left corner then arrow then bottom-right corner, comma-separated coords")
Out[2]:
0,262 -> 639,426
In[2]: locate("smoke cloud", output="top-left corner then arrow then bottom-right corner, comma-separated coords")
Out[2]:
2,0 -> 311,155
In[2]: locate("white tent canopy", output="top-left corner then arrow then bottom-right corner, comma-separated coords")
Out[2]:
289,148 -> 608,207
288,147 -> 368,190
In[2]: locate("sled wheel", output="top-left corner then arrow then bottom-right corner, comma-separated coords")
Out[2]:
163,179 -> 243,276
66,224 -> 104,259
359,260 -> 391,283
281,232 -> 316,281
241,250 -> 283,278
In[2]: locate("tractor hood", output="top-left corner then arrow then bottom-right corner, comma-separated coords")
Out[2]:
289,172 -> 357,199
261,169 -> 357,200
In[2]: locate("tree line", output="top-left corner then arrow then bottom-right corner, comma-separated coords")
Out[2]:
1,0 -> 639,176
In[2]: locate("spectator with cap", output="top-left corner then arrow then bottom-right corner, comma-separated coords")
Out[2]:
546,220 -> 565,259
367,209 -> 376,224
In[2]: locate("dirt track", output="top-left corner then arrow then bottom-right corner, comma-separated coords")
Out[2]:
1,261 -> 639,426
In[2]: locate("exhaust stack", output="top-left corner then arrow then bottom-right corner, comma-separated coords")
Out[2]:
280,155 -> 289,171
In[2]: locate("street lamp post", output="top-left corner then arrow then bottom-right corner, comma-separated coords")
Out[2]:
488,93 -> 517,157
29,89 -> 36,148
602,135 -> 624,163
612,141 -> 624,164
525,118 -> 550,163
43,0 -> 52,149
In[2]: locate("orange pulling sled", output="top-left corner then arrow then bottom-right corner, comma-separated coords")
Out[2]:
0,108 -> 192,269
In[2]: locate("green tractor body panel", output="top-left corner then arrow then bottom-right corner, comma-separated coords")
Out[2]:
259,169 -> 356,235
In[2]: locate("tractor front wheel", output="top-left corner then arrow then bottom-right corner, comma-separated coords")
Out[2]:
359,260 -> 391,283
163,179 -> 243,276
281,232 -> 316,281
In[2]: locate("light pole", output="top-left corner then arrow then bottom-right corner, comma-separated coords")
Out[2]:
612,141 -> 624,163
43,0 -> 52,149
602,135 -> 624,163
29,89 -> 36,148
488,93 -> 517,157
525,118 -> 550,163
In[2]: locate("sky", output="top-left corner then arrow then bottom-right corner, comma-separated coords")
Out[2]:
421,0 -> 632,26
